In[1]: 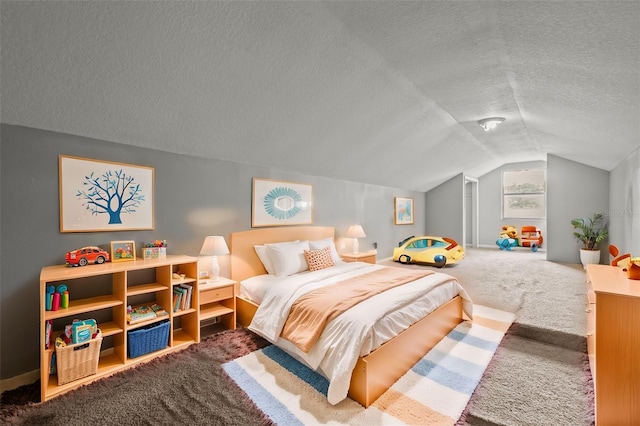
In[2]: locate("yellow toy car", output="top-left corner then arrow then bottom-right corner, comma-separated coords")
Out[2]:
393,236 -> 465,268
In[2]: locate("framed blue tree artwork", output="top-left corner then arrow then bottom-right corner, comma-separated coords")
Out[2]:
252,178 -> 313,227
59,155 -> 154,232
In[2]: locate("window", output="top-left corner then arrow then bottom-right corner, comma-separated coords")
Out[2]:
503,169 -> 546,219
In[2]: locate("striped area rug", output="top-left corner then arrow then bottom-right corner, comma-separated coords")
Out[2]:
223,305 -> 515,425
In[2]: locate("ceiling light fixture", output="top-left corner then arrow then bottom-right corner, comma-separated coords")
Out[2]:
478,117 -> 505,131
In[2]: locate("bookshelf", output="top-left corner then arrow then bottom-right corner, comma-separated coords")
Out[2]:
39,255 -> 199,402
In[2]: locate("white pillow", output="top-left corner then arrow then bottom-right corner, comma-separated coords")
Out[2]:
267,240 -> 310,277
254,240 -> 301,275
254,245 -> 276,275
309,237 -> 343,265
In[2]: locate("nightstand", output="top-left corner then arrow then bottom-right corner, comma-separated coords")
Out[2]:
341,251 -> 377,264
199,277 -> 236,330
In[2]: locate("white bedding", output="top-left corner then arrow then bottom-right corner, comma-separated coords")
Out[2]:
246,262 -> 473,405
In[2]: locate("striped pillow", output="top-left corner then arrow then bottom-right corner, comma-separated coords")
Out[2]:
304,247 -> 335,271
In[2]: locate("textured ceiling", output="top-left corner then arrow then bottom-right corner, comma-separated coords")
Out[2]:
2,1 -> 639,191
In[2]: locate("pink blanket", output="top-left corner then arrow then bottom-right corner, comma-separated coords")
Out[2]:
280,267 -> 433,352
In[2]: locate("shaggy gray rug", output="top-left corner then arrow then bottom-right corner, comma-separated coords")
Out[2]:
0,327 -> 273,425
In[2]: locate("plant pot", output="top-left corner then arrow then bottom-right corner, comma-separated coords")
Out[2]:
580,249 -> 601,269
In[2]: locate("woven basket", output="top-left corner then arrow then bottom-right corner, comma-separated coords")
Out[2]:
127,320 -> 170,359
56,334 -> 102,385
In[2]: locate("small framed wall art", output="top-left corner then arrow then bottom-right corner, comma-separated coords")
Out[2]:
394,197 -> 414,225
59,155 -> 154,233
110,240 -> 136,262
252,178 -> 313,227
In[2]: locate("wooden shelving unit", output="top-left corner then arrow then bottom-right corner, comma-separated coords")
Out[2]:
39,255 -> 200,402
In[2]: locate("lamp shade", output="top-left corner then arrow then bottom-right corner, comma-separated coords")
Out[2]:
346,225 -> 366,239
199,236 -> 229,256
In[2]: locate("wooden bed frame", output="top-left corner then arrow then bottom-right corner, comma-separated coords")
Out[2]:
230,226 -> 463,408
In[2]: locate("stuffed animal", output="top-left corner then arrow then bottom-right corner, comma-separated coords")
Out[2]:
496,225 -> 519,251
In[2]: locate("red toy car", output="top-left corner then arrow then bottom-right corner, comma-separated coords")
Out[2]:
65,246 -> 110,266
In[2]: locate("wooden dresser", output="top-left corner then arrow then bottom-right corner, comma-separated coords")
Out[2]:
586,264 -> 640,425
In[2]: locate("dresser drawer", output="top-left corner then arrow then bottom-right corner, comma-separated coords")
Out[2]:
200,285 -> 233,304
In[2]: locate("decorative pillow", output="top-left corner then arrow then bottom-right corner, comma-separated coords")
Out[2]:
267,240 -> 310,277
309,237 -> 343,265
254,245 -> 276,275
304,247 -> 335,271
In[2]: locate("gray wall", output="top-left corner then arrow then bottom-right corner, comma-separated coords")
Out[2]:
425,173 -> 464,245
546,154 -> 610,264
477,161 -> 547,248
609,146 -> 640,256
0,124 -> 426,380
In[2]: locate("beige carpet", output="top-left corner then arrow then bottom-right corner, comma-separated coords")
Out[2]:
380,247 -> 594,425
379,247 -> 587,350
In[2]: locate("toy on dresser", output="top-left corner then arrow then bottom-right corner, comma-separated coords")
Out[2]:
628,258 -> 640,280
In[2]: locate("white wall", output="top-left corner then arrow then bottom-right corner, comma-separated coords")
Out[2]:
477,161 -> 547,248
425,173 -> 464,245
546,154 -> 610,264
609,146 -> 640,256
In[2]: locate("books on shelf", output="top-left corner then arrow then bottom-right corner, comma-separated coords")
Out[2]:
179,284 -> 193,310
150,303 -> 168,317
172,283 -> 194,312
127,304 -> 162,324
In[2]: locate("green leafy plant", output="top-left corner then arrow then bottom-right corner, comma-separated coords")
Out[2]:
571,213 -> 608,250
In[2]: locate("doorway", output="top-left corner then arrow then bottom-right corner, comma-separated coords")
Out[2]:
464,177 -> 479,248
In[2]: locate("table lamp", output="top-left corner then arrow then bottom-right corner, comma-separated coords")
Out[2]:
346,224 -> 366,254
199,236 -> 229,281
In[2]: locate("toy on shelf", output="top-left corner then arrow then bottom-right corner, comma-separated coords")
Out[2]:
46,284 -> 69,311
496,225 -> 519,251
143,240 -> 168,259
65,246 -> 110,267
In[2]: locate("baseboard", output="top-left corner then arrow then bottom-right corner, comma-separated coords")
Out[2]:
1,347 -> 116,394
1,369 -> 39,393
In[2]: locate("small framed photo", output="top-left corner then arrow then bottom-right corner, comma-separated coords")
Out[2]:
111,240 -> 136,262
394,197 -> 414,225
142,247 -> 161,260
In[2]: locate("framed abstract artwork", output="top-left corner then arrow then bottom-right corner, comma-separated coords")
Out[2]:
252,178 -> 313,227
59,155 -> 154,232
394,197 -> 414,225
502,169 -> 546,219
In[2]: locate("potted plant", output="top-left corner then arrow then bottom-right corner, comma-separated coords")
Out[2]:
571,213 -> 608,269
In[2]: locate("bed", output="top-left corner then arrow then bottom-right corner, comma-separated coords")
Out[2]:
230,226 -> 473,407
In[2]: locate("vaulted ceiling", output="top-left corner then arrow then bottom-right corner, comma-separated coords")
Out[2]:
2,1 -> 638,191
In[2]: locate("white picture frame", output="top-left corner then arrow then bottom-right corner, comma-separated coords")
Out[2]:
252,178 -> 313,227
59,155 -> 154,232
